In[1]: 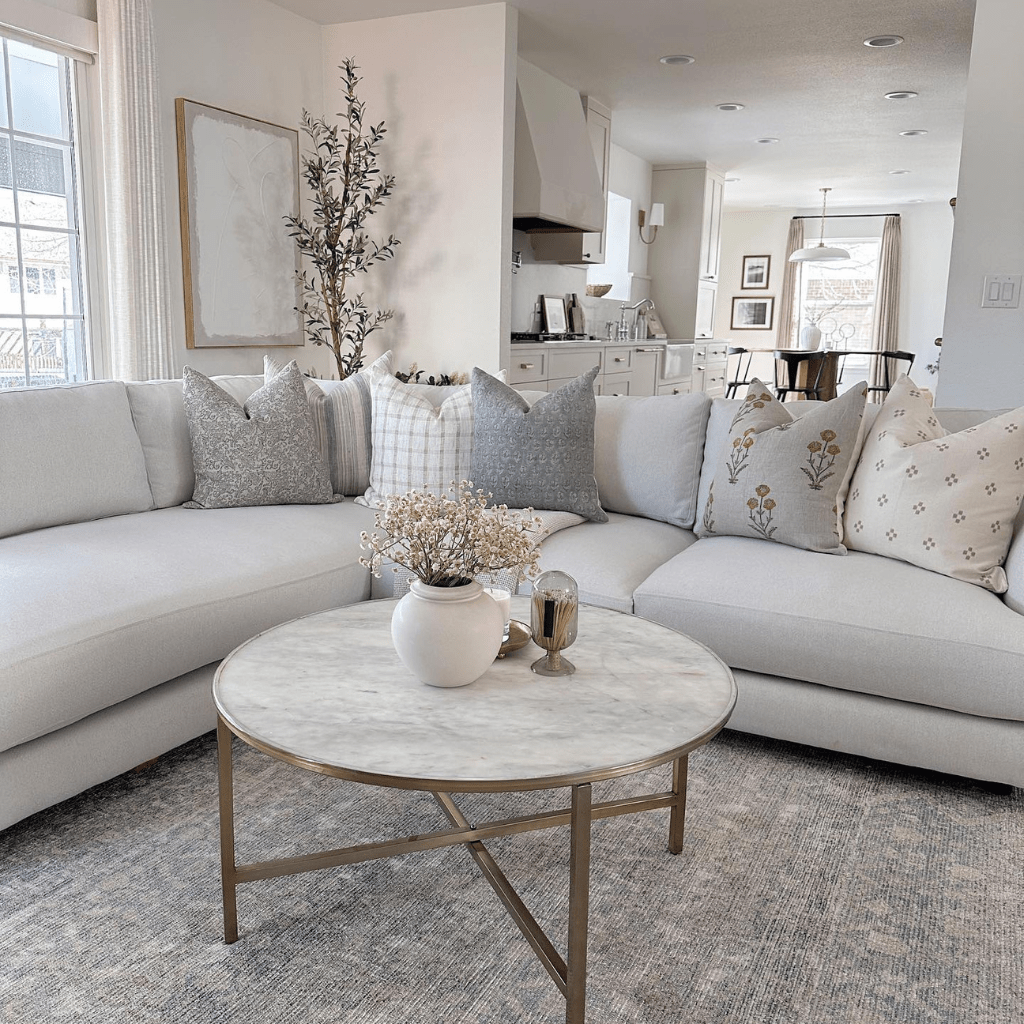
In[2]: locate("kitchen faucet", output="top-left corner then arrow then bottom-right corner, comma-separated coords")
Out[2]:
619,298 -> 656,340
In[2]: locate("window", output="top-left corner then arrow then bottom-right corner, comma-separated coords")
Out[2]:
0,35 -> 89,388
795,238 -> 880,394
586,191 -> 631,301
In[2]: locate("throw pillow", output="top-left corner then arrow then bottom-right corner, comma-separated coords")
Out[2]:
470,366 -> 607,522
356,371 -> 475,507
844,375 -> 1024,592
183,361 -> 337,509
695,378 -> 868,553
265,351 -> 387,496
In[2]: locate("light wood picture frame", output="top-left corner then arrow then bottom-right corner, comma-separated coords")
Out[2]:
731,296 -> 775,330
542,295 -> 568,334
175,98 -> 304,348
741,254 -> 771,289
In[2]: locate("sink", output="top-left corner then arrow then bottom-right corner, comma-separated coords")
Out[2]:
661,343 -> 694,381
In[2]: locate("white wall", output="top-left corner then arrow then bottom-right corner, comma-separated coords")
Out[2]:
151,0 -> 325,377
510,141 -> 654,339
938,0 -> 1024,408
714,203 -> 953,384
322,3 -> 516,378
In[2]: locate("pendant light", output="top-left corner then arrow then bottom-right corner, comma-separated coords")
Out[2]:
789,188 -> 850,263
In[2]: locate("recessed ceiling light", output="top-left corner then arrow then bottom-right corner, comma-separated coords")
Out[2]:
899,129 -> 928,137
756,137 -> 780,144
889,169 -> 911,175
908,199 -> 925,203
865,35 -> 904,47
716,103 -> 744,112
660,54 -> 695,65
885,90 -> 919,100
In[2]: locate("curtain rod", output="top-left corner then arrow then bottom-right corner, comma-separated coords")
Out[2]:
792,213 -> 901,220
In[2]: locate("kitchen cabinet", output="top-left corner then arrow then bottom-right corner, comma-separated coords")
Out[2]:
527,97 -> 611,264
648,163 -> 726,339
691,341 -> 729,397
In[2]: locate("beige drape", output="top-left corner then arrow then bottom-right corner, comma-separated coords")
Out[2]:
775,219 -> 805,350
869,214 -> 902,398
97,0 -> 175,381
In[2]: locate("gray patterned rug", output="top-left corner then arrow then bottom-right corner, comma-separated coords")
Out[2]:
1,729 -> 1021,1023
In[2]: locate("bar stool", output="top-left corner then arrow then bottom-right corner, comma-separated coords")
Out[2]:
773,350 -> 826,402
725,346 -> 755,398
867,350 -> 916,398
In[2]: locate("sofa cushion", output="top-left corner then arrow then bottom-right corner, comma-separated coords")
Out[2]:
0,502 -> 377,755
183,363 -> 337,509
593,392 -> 710,529
126,375 -> 264,508
520,512 -> 697,613
0,380 -> 154,538
470,366 -> 607,522
844,376 -> 1024,592
634,535 -> 1024,722
695,380 -> 868,553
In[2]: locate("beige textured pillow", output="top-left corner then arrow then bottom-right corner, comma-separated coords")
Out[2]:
844,375 -> 1024,591
696,378 -> 868,553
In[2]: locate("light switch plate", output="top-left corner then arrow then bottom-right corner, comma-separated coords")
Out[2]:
981,274 -> 1021,308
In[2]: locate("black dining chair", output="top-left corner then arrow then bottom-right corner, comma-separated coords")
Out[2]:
725,347 -> 755,398
867,350 -> 916,398
773,349 -> 826,402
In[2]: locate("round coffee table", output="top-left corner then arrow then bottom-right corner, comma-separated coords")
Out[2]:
214,597 -> 735,1024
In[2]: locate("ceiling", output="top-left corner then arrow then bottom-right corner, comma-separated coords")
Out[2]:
266,0 -> 977,211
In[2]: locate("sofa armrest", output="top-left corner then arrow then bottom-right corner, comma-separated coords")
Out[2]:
1002,526 -> 1024,614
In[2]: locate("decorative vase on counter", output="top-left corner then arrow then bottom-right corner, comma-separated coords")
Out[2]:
391,579 -> 504,687
799,324 -> 822,350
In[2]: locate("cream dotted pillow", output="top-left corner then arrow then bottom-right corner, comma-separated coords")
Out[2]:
844,375 -> 1024,591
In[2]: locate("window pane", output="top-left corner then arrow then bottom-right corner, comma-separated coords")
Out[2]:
0,137 -> 12,221
12,140 -> 72,229
8,41 -> 66,140
0,319 -> 25,386
0,49 -> 7,129
19,229 -> 73,315
0,225 -> 18,312
27,316 -> 77,385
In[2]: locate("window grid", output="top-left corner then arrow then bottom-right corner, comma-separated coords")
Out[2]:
0,35 -> 88,388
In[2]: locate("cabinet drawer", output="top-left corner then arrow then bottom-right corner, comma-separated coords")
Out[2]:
704,372 -> 727,397
602,346 -> 633,373
706,343 -> 729,363
548,348 -> 602,380
600,376 -> 632,397
508,350 -> 547,384
693,342 -> 709,360
546,375 -> 600,394
657,381 -> 691,396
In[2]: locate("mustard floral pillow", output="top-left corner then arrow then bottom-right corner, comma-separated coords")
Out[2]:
695,378 -> 868,553
844,375 -> 1024,592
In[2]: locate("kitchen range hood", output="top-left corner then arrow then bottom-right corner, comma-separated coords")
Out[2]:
512,58 -> 604,235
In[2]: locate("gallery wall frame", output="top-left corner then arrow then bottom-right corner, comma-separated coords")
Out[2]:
175,98 -> 304,348
741,254 -> 771,289
731,296 -> 775,330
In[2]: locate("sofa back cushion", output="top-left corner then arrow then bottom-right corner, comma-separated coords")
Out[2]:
593,392 -> 710,529
0,380 -> 154,538
126,374 -> 264,508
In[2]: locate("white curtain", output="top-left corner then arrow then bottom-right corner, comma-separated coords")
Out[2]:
97,0 -> 175,381
775,219 -> 805,351
869,214 -> 902,398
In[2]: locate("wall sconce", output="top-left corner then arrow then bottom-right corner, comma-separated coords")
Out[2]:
638,203 -> 665,244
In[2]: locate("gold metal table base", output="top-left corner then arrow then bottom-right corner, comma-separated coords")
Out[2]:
217,717 -> 690,1024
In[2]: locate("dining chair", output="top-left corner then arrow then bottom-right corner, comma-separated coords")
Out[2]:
725,346 -> 755,398
773,349 -> 827,402
867,350 -> 916,398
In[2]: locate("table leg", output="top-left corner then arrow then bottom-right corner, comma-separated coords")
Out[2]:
217,717 -> 239,944
566,782 -> 591,1024
669,754 -> 688,855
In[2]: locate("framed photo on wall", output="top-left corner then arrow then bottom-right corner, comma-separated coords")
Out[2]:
175,98 -> 304,348
542,295 -> 568,334
741,255 -> 771,289
731,296 -> 775,330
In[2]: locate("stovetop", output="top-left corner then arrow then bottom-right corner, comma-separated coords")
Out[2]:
511,332 -> 591,343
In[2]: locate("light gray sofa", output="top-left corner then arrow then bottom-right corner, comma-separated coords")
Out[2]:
3,375 -> 1023,833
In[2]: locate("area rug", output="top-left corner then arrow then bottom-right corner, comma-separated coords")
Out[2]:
1,729 -> 1021,1023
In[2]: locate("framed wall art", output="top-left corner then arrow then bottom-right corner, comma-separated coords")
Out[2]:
542,295 -> 568,334
731,296 -> 775,330
175,98 -> 304,348
741,254 -> 771,289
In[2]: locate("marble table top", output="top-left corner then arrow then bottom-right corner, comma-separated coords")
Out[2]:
214,597 -> 736,792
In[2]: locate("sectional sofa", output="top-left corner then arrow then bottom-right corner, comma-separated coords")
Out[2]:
3,369 -> 1023,833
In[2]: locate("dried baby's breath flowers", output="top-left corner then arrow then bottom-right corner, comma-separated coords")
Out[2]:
359,481 -> 543,587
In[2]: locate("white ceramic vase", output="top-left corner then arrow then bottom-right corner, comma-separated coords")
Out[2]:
391,579 -> 504,687
799,324 -> 822,350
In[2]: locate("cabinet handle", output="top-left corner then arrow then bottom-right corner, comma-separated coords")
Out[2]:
695,365 -> 705,371
520,362 -> 535,369
611,392 -> 625,397
613,356 -> 626,363
673,388 -> 682,395
583,253 -> 591,259
635,346 -> 660,352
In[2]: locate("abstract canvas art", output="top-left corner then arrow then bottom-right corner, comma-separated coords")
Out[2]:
175,99 -> 303,348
